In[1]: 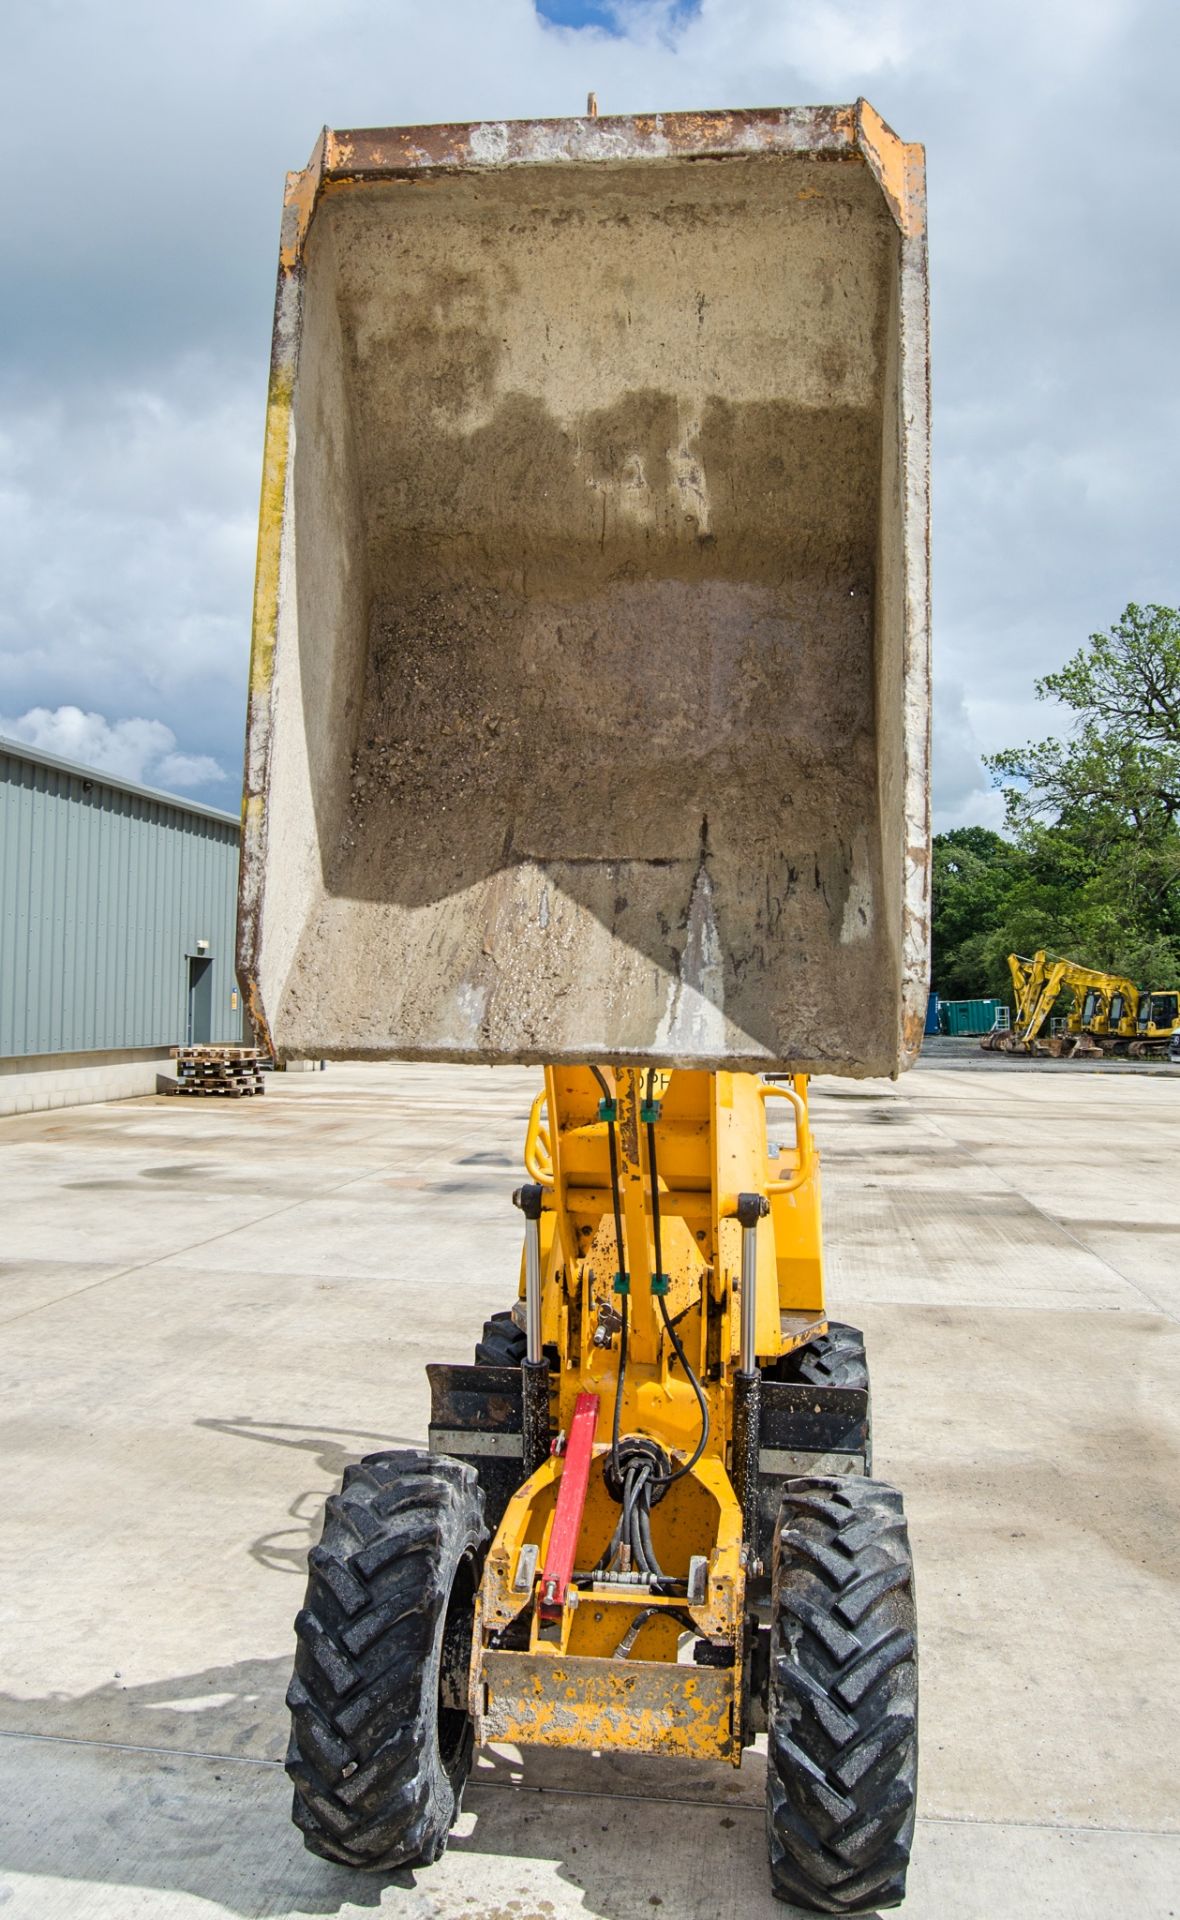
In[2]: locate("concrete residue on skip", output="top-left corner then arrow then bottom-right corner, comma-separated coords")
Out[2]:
468,121 -> 511,165
670,410 -> 710,536
840,829 -> 874,944
454,979 -> 490,1039
243,133 -> 929,1073
655,859 -> 728,1056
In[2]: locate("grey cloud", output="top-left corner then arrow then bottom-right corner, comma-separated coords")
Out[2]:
931,676 -> 1005,834
0,706 -> 228,792
1,0 -> 1176,810
0,361 -> 256,770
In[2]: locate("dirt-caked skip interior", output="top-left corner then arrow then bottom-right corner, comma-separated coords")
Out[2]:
260,143 -> 915,1070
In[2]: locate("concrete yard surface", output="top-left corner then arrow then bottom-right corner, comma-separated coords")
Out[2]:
1,1061 -> 1178,1917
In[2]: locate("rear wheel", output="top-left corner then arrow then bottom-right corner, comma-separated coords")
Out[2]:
286,1450 -> 487,1870
776,1322 -> 872,1473
777,1322 -> 868,1391
474,1308 -> 526,1367
766,1477 -> 918,1912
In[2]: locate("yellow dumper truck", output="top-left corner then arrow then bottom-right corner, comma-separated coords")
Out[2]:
239,101 -> 930,1912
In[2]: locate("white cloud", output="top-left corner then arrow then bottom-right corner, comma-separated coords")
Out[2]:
156,750 -> 231,790
0,706 -> 227,793
0,0 -> 1176,817
931,678 -> 1005,834
0,363 -> 256,802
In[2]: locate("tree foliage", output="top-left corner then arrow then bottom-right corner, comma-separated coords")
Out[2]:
932,604 -> 1180,999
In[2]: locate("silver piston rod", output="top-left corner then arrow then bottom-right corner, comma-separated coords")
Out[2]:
738,1191 -> 769,1372
518,1187 -> 544,1363
513,1182 -> 550,1474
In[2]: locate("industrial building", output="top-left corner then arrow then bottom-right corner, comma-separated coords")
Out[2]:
0,738 -> 244,1115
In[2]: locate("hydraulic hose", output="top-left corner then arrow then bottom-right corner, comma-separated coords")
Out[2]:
591,1067 -> 710,1569
644,1071 -> 710,1487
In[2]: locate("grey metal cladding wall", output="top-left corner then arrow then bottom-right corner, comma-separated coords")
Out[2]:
0,745 -> 243,1057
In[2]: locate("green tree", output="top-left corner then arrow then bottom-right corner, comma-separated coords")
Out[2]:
930,827 -> 1027,998
932,604 -> 1180,998
989,602 -> 1180,843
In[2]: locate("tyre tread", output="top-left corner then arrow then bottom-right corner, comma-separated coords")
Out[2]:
766,1475 -> 917,1913
474,1309 -> 526,1368
286,1446 -> 487,1871
777,1322 -> 870,1392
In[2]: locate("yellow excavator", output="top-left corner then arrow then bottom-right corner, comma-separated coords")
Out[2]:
1130,987 -> 1180,1057
983,952 -> 1180,1058
239,102 -> 930,1911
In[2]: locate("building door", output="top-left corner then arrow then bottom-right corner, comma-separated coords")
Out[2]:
187,956 -> 213,1044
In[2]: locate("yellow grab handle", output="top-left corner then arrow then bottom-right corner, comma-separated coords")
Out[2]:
523,1088 -> 555,1188
758,1079 -> 814,1195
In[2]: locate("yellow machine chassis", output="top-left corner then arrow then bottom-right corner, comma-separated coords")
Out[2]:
467,1066 -> 827,1764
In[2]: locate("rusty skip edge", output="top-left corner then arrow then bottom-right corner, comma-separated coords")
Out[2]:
282,99 -> 926,262
236,100 -> 931,1065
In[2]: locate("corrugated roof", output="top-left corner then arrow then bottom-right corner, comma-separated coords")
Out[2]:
0,735 -> 241,830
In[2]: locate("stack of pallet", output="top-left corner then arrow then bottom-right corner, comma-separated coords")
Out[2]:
169,1046 -> 267,1097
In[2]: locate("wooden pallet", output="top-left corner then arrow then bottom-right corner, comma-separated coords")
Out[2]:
169,1052 -> 266,1067
167,1046 -> 268,1097
168,1079 -> 266,1097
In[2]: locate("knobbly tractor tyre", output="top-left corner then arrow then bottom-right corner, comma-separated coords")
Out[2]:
777,1322 -> 869,1391
766,1477 -> 918,1913
474,1308 -> 526,1368
776,1322 -> 872,1473
286,1450 -> 488,1870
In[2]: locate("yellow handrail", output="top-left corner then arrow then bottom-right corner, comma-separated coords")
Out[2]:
523,1088 -> 555,1188
758,1079 -> 814,1195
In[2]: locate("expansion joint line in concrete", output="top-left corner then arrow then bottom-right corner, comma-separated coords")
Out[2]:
0,1729 -> 1176,1842
907,1093 -> 1176,1325
0,1144 -> 466,1331
0,1728 -> 282,1769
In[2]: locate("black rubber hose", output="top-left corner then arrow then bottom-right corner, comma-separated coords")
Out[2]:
627,1459 -> 656,1574
618,1449 -> 665,1581
621,1457 -> 642,1541
644,1070 -> 666,1293
611,1287 -> 630,1481
601,1457 -> 647,1575
645,1098 -> 711,1487
655,1293 -> 711,1484
629,1514 -> 650,1575
636,1497 -> 665,1580
645,1070 -> 665,1280
591,1066 -> 627,1279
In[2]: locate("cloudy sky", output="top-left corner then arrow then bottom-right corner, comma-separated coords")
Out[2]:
1,0 -> 1175,828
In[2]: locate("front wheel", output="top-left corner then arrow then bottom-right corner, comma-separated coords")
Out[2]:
766,1477 -> 918,1912
286,1450 -> 487,1869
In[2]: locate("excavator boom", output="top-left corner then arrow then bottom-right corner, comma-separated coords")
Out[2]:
985,950 -> 1175,1057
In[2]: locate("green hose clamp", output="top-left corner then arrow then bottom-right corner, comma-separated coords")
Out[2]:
598,1099 -> 618,1123
640,1100 -> 662,1124
651,1273 -> 670,1295
613,1272 -> 630,1295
